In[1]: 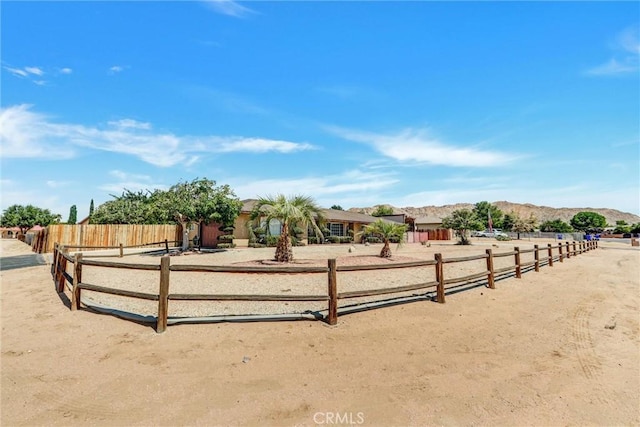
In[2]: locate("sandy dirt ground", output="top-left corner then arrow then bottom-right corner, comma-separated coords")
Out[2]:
1,238 -> 638,426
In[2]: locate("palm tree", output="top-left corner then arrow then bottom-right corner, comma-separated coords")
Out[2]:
251,194 -> 324,262
361,219 -> 407,258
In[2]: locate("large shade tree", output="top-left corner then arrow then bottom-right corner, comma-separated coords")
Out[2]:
0,204 -> 61,234
91,178 -> 242,251
473,201 -> 504,230
371,205 -> 394,217
361,219 -> 407,258
251,194 -> 324,262
91,190 -> 170,224
162,178 -> 242,251
442,209 -> 483,245
570,212 -> 607,233
510,212 -> 538,239
540,219 -> 573,233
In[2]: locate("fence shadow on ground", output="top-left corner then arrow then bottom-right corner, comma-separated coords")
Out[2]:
50,240 -> 598,333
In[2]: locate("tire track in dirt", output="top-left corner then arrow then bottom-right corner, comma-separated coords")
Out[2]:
572,303 -> 601,380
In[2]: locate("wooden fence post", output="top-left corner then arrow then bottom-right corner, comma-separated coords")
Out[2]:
485,249 -> 495,289
534,245 -> 540,272
119,243 -> 124,258
514,247 -> 522,278
165,239 -> 169,254
156,255 -> 171,333
573,241 -> 577,257
435,253 -> 445,303
71,253 -> 82,311
558,242 -> 564,262
57,246 -> 67,293
327,259 -> 338,325
566,241 -> 571,258
51,244 -> 58,276
547,244 -> 554,267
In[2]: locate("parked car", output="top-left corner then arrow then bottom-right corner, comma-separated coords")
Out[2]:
473,229 -> 508,238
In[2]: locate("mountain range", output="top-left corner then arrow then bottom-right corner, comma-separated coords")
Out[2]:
351,201 -> 640,226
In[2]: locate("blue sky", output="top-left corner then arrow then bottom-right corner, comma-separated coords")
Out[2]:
1,1 -> 639,221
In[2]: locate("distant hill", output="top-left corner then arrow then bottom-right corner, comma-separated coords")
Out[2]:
350,201 -> 640,226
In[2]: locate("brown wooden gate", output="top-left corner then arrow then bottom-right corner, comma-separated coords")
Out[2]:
200,222 -> 224,248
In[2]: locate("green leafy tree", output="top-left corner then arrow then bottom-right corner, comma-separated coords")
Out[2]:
330,205 -> 344,211
0,204 -> 61,234
442,209 -> 483,245
89,199 -> 95,221
473,201 -> 503,230
251,194 -> 325,262
91,190 -> 169,225
540,219 -> 573,233
511,213 -> 538,239
91,178 -> 242,251
67,205 -> 77,224
371,205 -> 394,217
502,212 -> 516,231
613,220 -> 631,234
570,212 -> 607,233
630,223 -> 640,234
163,178 -> 242,251
360,219 -> 407,258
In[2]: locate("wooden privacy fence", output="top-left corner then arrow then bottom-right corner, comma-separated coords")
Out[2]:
52,240 -> 598,333
32,224 -> 181,253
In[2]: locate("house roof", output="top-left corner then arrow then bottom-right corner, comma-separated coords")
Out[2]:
241,199 -> 389,224
414,215 -> 443,224
321,209 -> 388,224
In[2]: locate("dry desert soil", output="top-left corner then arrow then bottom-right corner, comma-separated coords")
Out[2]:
1,238 -> 639,426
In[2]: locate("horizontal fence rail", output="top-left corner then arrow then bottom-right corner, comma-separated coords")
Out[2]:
50,240 -> 599,333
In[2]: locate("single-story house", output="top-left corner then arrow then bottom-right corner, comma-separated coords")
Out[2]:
199,200 -> 391,248
414,215 -> 444,231
1,227 -> 21,239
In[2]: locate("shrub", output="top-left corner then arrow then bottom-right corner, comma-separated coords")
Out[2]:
217,243 -> 236,249
495,235 -> 511,241
249,243 -> 266,248
328,236 -> 341,244
308,236 -> 319,244
266,236 -> 279,247
366,236 -> 381,243
218,234 -> 235,242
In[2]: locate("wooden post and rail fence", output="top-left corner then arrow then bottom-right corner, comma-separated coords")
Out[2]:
51,240 -> 599,333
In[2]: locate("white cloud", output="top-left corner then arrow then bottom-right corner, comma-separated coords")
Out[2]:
327,126 -> 517,167
107,119 -> 152,130
586,27 -> 640,76
33,80 -> 47,86
0,105 -> 76,159
3,66 -> 29,77
109,65 -> 124,74
213,137 -> 316,153
203,0 -> 255,18
586,58 -> 638,76
24,66 -> 44,76
99,170 -> 167,194
0,104 -> 318,167
59,68 -> 73,74
46,180 -> 71,188
230,170 -> 399,202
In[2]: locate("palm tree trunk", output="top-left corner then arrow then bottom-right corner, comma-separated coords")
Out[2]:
275,222 -> 293,262
380,240 -> 392,258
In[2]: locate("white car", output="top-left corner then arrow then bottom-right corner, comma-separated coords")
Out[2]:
473,229 -> 508,238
